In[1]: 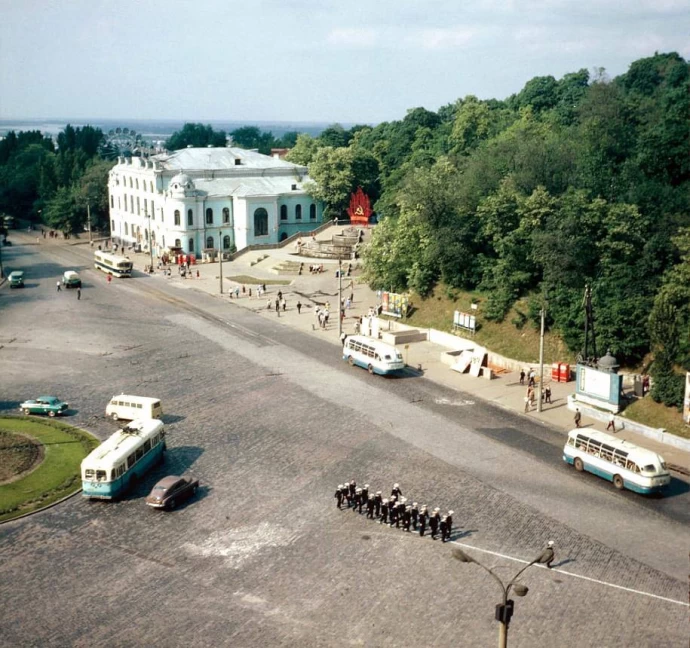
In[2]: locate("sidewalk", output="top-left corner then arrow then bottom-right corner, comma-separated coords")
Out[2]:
56,224 -> 690,475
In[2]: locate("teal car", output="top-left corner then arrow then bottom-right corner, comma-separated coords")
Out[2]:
19,396 -> 69,417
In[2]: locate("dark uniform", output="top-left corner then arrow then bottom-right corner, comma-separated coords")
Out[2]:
429,509 -> 441,539
402,506 -> 412,532
391,483 -> 403,499
388,497 -> 398,527
340,484 -> 350,508
361,484 -> 369,503
366,495 -> 375,519
374,492 -> 382,517
440,516 -> 448,542
380,499 -> 389,524
335,485 -> 344,509
356,488 -> 364,514
348,480 -> 357,507
418,507 -> 428,536
411,503 -> 419,530
395,501 -> 405,528
445,511 -> 454,542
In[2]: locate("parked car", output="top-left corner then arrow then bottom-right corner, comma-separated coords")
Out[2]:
8,270 -> 24,288
19,396 -> 69,417
61,270 -> 82,289
145,475 -> 199,510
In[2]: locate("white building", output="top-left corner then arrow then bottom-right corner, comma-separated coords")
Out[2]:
107,146 -> 323,257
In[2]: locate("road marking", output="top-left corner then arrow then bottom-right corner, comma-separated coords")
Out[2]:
451,541 -> 688,607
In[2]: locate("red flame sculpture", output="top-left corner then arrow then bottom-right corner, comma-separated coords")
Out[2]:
347,187 -> 372,227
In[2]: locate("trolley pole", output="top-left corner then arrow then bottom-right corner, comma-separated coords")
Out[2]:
219,230 -> 223,294
338,258 -> 343,337
537,294 -> 547,412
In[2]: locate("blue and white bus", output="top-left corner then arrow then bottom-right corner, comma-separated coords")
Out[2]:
81,419 -> 165,500
94,250 -> 133,277
343,335 -> 405,375
563,429 -> 670,494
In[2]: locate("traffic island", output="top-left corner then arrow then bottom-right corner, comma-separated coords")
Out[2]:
0,416 -> 99,522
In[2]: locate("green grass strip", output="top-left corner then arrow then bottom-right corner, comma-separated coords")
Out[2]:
0,416 -> 99,522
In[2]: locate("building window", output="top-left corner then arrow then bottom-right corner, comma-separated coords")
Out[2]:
206,235 -> 214,249
206,208 -> 213,225
151,202 -> 155,219
125,223 -> 129,235
280,205 -> 287,221
223,234 -> 231,250
189,238 -> 194,252
130,196 -> 134,213
110,196 -> 114,209
136,197 -> 140,215
223,207 -> 230,224
174,210 -> 181,226
135,179 -> 139,190
111,219 -> 115,231
162,235 -> 166,247
187,209 -> 193,226
150,181 -> 153,193
118,197 -> 121,210
175,238 -> 181,247
254,208 -> 268,236
129,177 -> 133,188
144,198 -> 148,214
295,204 -> 302,220
310,203 -> 316,220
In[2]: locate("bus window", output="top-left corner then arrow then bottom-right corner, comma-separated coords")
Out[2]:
96,470 -> 107,481
85,469 -> 94,479
143,440 -> 151,453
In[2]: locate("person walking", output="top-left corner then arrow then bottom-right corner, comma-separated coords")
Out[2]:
429,508 -> 441,540
340,484 -> 350,508
545,386 -> 552,404
348,479 -> 357,507
361,484 -> 369,503
380,498 -> 389,525
519,369 -> 525,385
374,491 -> 382,518
403,506 -> 412,532
439,516 -> 448,543
410,502 -> 419,530
354,487 -> 363,514
418,506 -> 428,537
445,511 -> 454,542
606,414 -> 616,432
389,497 -> 398,527
391,483 -> 403,499
574,408 -> 582,428
296,301 -> 302,314
282,298 -> 286,312
335,485 -> 344,509
366,495 -> 375,519
56,281 -> 61,292
77,287 -> 81,300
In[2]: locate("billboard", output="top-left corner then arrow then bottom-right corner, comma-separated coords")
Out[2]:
453,311 -> 476,332
380,291 -> 409,318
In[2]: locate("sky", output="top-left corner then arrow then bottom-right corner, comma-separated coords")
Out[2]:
1,0 -> 688,125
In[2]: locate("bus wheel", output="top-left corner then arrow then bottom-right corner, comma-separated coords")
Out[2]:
111,413 -> 119,421
348,356 -> 354,367
367,364 -> 374,374
613,474 -> 624,490
23,408 -> 30,415
574,458 -> 584,472
48,410 -> 56,417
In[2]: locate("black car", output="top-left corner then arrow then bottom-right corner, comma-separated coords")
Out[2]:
145,475 -> 199,510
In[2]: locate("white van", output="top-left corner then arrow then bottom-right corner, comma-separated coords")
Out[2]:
105,395 -> 163,421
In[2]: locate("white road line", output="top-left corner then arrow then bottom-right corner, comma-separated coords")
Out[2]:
451,541 -> 688,607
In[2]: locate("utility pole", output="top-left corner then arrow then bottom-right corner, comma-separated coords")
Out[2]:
338,258 -> 343,337
87,202 -> 92,244
537,304 -> 546,413
218,230 -> 223,294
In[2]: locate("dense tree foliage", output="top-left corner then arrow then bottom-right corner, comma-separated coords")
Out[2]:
0,124 -> 110,234
165,123 -> 227,150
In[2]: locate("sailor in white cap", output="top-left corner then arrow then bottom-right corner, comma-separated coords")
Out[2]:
374,491 -> 382,517
380,498 -> 390,524
361,483 -> 370,503
418,505 -> 428,537
444,510 -> 454,541
391,483 -> 403,499
410,502 -> 419,530
440,515 -> 448,542
429,507 -> 441,540
335,485 -> 345,509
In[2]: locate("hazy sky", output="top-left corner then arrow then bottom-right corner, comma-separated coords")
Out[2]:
1,0 -> 688,124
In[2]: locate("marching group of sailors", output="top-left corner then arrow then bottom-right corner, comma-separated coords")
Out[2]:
335,481 -> 454,542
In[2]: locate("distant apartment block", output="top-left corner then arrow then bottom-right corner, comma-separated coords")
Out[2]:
107,146 -> 322,256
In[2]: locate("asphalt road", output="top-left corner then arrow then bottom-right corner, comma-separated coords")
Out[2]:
0,239 -> 687,647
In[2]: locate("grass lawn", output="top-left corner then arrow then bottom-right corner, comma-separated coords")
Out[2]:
0,417 -> 99,522
622,398 -> 690,440
227,275 -> 292,286
400,285 -> 576,365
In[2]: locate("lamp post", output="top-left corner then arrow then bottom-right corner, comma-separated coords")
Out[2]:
537,291 -> 548,413
86,202 -> 92,244
338,258 -> 343,337
218,230 -> 223,294
452,546 -> 552,648
146,209 -> 154,273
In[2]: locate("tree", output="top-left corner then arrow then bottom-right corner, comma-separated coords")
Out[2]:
648,295 -> 684,408
75,159 -> 113,230
166,123 -> 227,150
285,134 -> 319,166
44,186 -> 81,234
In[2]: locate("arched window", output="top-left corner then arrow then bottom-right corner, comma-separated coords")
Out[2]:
189,238 -> 194,252
110,196 -> 114,208
280,205 -> 287,221
125,223 -> 129,235
150,181 -> 154,193
144,230 -> 149,242
130,196 -> 134,212
135,179 -> 139,190
129,177 -> 133,188
206,208 -> 213,225
111,219 -> 115,231
223,234 -> 231,250
187,209 -> 193,226
175,238 -> 181,247
223,207 -> 230,224
174,210 -> 181,226
254,208 -> 268,236
206,235 -> 214,249
295,204 -> 302,220
310,203 -> 316,220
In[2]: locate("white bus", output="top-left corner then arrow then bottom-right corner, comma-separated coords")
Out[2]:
563,429 -> 670,494
106,394 -> 163,421
81,419 -> 165,500
94,250 -> 133,277
343,335 -> 405,375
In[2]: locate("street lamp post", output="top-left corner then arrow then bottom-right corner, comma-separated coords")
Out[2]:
453,546 -> 552,648
218,230 -> 223,294
87,202 -> 93,245
338,258 -> 343,338
537,291 -> 548,413
146,210 -> 154,273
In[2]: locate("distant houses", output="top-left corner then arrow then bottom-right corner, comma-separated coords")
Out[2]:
107,146 -> 323,257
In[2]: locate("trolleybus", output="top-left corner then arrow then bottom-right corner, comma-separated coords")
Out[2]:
342,335 -> 405,375
563,428 -> 670,494
94,250 -> 133,277
81,419 -> 165,499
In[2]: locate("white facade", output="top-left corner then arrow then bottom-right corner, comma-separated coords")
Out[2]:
107,147 -> 323,257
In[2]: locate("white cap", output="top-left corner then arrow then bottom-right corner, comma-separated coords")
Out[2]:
548,540 -> 554,546
434,507 -> 440,512
394,483 -> 399,488
364,484 -> 369,489
413,502 -> 418,507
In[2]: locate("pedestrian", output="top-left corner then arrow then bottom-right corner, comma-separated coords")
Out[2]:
389,498 -> 398,527
235,286 -> 240,298
348,479 -> 357,507
56,281 -> 61,292
277,290 -> 282,301
403,506 -> 412,532
242,285 -> 246,294
335,485 -> 344,509
374,491 -> 382,518
267,299 -> 272,310
524,395 -> 530,413
391,483 -> 402,499
77,287 -> 81,300
395,498 -> 406,529
257,286 -> 262,298
380,499 -> 389,524
275,299 -> 280,314
429,508 -> 441,540
366,495 -> 375,519
418,506 -> 428,537
323,308 -> 330,327
445,510 -> 454,542
340,483 -> 350,508
318,312 -> 325,329
262,283 -> 266,292
248,288 -> 252,297
440,516 -> 448,542
574,408 -> 582,428
545,386 -> 551,404
540,541 -> 556,569
340,332 -> 347,346
361,484 -> 369,503
107,274 -> 112,284
410,502 -> 419,530
282,298 -> 286,312
519,369 -> 525,385
354,488 -> 363,514
528,375 -> 535,388
606,413 -> 616,432
345,297 -> 351,310
296,301 -> 302,314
